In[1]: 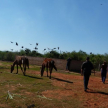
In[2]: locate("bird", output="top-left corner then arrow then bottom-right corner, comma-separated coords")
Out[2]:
44,49 -> 46,51
48,48 -> 50,50
29,43 -> 32,45
34,47 -> 38,50
21,46 -> 24,48
10,41 -> 13,43
90,52 -> 92,54
16,42 -> 18,46
53,48 -> 56,49
58,47 -> 59,50
36,43 -> 38,46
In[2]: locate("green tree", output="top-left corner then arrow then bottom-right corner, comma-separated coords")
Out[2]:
19,50 -> 26,56
44,51 -> 60,58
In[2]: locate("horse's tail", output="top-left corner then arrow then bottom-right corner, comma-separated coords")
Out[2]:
51,60 -> 57,71
53,65 -> 57,71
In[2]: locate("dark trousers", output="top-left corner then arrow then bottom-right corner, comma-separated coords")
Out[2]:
101,71 -> 107,83
84,75 -> 90,90
66,64 -> 70,70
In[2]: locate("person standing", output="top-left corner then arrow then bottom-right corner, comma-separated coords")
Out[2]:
66,57 -> 71,71
81,57 -> 94,92
101,61 -> 107,84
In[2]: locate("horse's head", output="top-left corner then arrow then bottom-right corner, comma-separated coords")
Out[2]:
11,65 -> 14,73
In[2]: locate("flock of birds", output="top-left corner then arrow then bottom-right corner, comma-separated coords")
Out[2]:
10,41 -> 60,54
10,41 -> 94,55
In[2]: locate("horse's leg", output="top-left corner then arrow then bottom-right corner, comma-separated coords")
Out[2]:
41,65 -> 45,77
16,65 -> 18,74
23,63 -> 26,76
46,68 -> 48,77
24,66 -> 26,72
19,65 -> 23,72
23,63 -> 24,70
27,60 -> 29,69
49,68 -> 53,79
24,65 -> 26,75
19,65 -> 25,76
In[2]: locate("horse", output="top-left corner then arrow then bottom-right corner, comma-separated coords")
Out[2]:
40,58 -> 57,79
11,56 -> 29,76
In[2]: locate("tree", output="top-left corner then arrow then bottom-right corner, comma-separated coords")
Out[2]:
44,51 -> 60,58
19,50 -> 26,56
25,48 -> 31,56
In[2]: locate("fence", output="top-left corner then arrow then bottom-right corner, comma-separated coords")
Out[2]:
16,56 -> 83,71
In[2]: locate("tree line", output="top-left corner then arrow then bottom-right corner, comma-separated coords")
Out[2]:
0,49 -> 108,70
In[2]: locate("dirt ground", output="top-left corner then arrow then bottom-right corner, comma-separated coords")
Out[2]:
28,70 -> 108,108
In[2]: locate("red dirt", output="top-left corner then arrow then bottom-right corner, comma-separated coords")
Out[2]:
28,70 -> 108,108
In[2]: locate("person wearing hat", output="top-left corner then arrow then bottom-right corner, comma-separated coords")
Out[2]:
81,57 -> 94,92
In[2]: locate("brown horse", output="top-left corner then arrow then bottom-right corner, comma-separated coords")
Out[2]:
41,58 -> 57,79
11,56 -> 29,76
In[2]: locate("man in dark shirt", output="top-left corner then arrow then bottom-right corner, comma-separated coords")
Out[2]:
81,57 -> 94,92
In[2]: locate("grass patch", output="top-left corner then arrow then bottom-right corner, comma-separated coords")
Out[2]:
0,61 -> 62,108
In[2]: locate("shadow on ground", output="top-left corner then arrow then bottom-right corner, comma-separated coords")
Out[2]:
86,89 -> 108,95
25,75 -> 43,79
51,77 -> 73,83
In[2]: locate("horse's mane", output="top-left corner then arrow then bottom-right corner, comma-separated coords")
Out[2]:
44,58 -> 53,62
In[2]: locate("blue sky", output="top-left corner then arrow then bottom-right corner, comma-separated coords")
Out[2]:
0,0 -> 108,54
